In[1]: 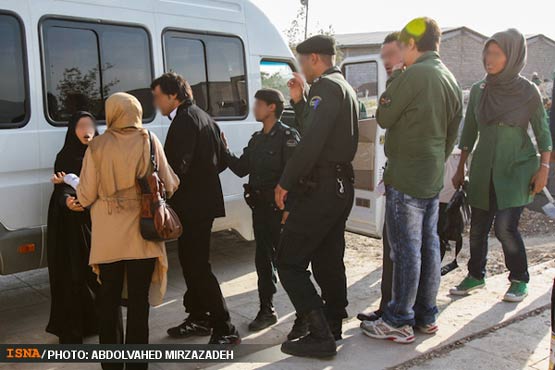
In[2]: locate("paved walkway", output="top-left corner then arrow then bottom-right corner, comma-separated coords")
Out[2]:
407,310 -> 552,370
0,233 -> 553,370
207,259 -> 554,370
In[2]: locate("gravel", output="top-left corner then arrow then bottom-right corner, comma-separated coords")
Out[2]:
344,208 -> 555,277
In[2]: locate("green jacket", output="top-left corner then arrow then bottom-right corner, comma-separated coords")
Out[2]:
376,51 -> 463,199
460,81 -> 553,210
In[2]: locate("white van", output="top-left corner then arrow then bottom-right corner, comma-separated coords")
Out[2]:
0,0 -> 302,274
0,0 -> 388,275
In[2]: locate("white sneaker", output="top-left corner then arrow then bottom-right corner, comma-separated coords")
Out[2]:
360,318 -> 415,344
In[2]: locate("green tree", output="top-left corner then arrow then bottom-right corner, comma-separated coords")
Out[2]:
284,5 -> 341,61
55,64 -> 119,121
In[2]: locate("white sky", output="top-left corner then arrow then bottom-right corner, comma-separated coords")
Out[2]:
253,0 -> 555,40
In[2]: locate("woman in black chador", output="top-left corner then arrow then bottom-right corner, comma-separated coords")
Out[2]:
46,111 -> 99,343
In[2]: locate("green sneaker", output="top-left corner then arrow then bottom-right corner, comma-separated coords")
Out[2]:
503,281 -> 528,302
449,276 -> 485,296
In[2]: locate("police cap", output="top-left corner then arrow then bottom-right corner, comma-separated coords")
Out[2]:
296,35 -> 336,55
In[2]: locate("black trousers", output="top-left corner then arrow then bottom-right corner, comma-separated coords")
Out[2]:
98,258 -> 156,370
277,178 -> 354,319
378,222 -> 393,313
178,218 -> 232,332
467,184 -> 529,282
252,207 -> 282,303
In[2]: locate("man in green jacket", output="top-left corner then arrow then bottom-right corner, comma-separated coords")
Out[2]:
361,17 -> 463,344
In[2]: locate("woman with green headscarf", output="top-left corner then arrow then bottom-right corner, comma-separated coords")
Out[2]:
450,29 -> 552,302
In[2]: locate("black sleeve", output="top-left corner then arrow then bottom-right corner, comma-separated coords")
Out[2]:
282,129 -> 301,211
164,114 -> 198,177
55,184 -> 76,207
210,121 -> 229,174
279,80 -> 341,190
226,138 -> 253,178
290,98 -> 308,135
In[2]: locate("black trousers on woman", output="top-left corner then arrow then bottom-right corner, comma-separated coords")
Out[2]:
467,183 -> 529,283
98,258 -> 156,370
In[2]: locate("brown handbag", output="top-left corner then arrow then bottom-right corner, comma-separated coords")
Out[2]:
138,131 -> 183,241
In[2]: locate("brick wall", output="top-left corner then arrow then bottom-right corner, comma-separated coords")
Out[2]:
522,36 -> 555,81
440,30 -> 487,89
339,30 -> 555,90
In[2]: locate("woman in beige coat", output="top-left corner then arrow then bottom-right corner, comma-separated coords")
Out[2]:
77,93 -> 178,369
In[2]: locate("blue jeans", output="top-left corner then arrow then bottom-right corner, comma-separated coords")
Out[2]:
382,185 -> 440,327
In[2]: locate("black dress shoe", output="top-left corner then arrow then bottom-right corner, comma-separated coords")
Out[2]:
167,318 -> 211,338
356,310 -> 382,322
287,313 -> 309,340
281,309 -> 336,358
248,308 -> 278,332
208,326 -> 241,345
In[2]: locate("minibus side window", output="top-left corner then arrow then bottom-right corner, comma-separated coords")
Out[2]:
42,20 -> 154,124
165,37 -> 209,112
0,14 -> 28,128
44,27 -> 101,122
205,36 -> 247,118
100,28 -> 154,119
344,62 -> 379,118
163,31 -> 248,120
260,60 -> 295,109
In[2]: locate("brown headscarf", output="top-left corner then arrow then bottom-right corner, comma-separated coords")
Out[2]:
478,29 -> 541,129
90,92 -> 151,197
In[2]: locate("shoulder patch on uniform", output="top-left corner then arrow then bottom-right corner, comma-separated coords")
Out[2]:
309,96 -> 322,110
286,138 -> 298,147
479,82 -> 486,89
379,95 -> 392,107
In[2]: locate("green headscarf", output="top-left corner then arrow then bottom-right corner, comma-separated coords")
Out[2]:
478,28 -> 541,129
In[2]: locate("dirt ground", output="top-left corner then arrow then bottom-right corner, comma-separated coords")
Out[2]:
344,207 -> 555,278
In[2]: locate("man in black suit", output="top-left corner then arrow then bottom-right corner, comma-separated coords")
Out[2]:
151,72 -> 239,345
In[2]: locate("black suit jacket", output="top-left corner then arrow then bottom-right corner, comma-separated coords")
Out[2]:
164,101 -> 227,222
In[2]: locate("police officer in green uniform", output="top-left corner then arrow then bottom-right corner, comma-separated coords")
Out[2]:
222,88 -> 300,332
274,35 -> 359,358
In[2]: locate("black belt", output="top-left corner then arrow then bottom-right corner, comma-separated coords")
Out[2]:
243,184 -> 277,210
312,162 -> 353,179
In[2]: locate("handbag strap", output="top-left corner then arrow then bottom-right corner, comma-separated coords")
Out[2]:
147,130 -> 158,172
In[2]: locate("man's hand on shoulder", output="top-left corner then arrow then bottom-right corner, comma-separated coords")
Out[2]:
274,184 -> 288,210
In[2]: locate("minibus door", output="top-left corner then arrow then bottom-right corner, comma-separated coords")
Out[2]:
342,58 -> 387,238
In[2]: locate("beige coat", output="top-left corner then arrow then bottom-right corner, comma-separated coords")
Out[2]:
77,93 -> 179,306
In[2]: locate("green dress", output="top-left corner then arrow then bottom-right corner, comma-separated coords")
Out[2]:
459,81 -> 553,211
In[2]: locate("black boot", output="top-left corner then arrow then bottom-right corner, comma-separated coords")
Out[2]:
281,309 -> 337,358
287,313 -> 309,340
248,300 -> 278,332
326,317 -> 343,341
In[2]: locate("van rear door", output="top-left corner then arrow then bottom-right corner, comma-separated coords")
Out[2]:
342,57 -> 387,238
